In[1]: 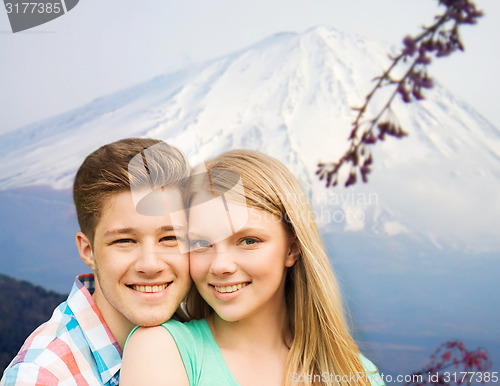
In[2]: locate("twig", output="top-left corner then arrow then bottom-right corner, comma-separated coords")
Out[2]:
317,0 -> 483,187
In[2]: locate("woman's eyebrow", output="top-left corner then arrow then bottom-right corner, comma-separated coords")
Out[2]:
186,229 -> 206,239
232,226 -> 268,235
188,226 -> 268,240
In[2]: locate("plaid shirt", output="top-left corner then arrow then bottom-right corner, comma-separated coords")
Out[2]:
1,274 -> 122,386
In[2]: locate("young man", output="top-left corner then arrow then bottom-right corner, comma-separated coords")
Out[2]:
1,138 -> 192,385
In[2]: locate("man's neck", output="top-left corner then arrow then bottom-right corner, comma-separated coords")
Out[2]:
92,292 -> 135,350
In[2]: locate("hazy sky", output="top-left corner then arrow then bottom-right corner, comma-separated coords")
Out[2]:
1,0 -> 498,134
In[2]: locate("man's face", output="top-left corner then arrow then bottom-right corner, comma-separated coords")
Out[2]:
79,188 -> 190,334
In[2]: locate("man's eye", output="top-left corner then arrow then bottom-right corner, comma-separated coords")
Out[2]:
160,236 -> 180,245
111,238 -> 135,245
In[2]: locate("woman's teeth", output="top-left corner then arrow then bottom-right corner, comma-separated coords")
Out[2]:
214,283 -> 248,293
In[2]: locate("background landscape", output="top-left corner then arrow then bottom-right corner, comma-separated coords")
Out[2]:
1,0 -> 499,382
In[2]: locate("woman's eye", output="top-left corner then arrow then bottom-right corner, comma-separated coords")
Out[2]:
239,238 -> 259,247
190,240 -> 212,251
161,235 -> 178,243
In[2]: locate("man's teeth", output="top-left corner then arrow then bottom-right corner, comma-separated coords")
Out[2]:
214,283 -> 248,293
131,284 -> 169,293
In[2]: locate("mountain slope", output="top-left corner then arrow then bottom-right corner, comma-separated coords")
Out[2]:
0,26 -> 499,251
0,274 -> 66,373
1,26 -> 499,376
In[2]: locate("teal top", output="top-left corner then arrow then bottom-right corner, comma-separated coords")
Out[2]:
126,319 -> 385,385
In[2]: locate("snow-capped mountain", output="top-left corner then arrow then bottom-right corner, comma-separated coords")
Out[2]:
1,26 -> 499,251
2,27 -> 500,374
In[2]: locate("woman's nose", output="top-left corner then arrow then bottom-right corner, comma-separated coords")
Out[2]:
209,247 -> 237,275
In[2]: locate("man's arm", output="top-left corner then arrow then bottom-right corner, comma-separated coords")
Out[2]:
1,362 -> 59,386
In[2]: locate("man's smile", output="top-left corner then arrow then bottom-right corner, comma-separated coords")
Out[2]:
128,283 -> 172,293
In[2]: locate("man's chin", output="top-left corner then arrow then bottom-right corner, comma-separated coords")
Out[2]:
137,320 -> 168,327
131,313 -> 175,327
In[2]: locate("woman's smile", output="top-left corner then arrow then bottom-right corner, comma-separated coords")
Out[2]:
212,282 -> 250,294
189,200 -> 297,323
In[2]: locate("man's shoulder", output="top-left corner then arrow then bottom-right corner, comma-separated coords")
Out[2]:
1,300 -> 89,384
1,275 -> 120,386
14,300 -> 82,355
11,282 -> 91,352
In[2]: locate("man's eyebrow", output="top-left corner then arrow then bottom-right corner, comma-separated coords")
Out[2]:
159,225 -> 187,233
104,225 -> 187,238
103,227 -> 137,238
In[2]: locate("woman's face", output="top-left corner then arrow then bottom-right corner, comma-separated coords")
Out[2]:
188,194 -> 298,322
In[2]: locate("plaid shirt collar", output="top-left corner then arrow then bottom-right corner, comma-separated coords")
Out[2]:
67,274 -> 122,384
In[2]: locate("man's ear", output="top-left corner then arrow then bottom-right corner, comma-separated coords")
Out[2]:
285,236 -> 300,268
76,232 -> 95,270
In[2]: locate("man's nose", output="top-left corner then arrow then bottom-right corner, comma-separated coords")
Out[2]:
135,243 -> 166,274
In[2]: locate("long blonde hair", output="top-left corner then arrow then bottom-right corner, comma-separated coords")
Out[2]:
186,150 -> 371,386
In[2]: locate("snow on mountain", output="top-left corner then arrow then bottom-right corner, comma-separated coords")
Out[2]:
1,26 -> 499,251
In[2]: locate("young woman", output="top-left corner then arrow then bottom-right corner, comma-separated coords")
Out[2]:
121,150 -> 384,386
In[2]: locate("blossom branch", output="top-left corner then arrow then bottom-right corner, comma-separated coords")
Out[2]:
317,0 -> 483,187
405,340 -> 492,385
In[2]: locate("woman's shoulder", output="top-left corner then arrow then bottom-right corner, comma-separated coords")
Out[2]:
359,353 -> 385,386
162,318 -> 208,329
124,321 -> 196,362
160,319 -> 211,359
125,324 -> 174,348
161,318 -> 208,339
121,325 -> 188,386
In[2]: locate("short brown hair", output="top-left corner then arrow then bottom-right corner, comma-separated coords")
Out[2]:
73,138 -> 190,245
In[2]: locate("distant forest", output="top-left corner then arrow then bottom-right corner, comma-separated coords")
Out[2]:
0,274 -> 66,374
